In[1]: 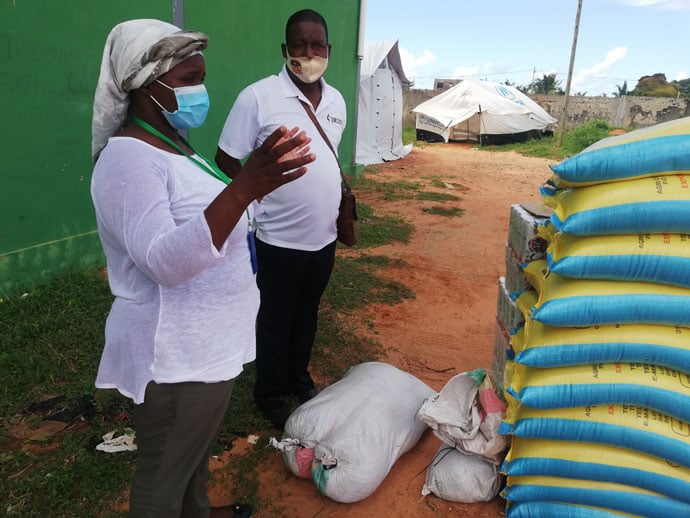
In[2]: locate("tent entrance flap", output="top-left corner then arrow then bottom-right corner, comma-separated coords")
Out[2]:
355,40 -> 413,165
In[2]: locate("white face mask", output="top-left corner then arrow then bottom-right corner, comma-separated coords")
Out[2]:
285,51 -> 329,84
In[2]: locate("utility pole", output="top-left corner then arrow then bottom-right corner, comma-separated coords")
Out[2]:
532,67 -> 536,90
557,0 -> 583,147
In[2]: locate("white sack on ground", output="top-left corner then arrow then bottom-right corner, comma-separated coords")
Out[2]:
270,362 -> 435,503
422,445 -> 502,503
417,369 -> 508,463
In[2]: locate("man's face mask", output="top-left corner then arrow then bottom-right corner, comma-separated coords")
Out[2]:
151,80 -> 210,129
285,51 -> 329,84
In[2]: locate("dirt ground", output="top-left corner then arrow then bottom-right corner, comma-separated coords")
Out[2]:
209,143 -> 554,517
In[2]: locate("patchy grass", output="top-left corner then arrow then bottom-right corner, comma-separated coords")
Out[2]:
0,270 -> 113,416
476,119 -> 619,160
403,126 -> 429,147
352,202 -> 414,247
480,136 -> 565,160
422,206 -> 465,217
351,175 -> 422,201
324,255 -> 414,313
416,191 -> 461,202
427,177 -> 448,189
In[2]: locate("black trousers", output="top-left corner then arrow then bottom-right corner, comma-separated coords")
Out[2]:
253,237 -> 336,407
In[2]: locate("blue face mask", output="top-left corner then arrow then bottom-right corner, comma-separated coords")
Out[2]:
151,80 -> 210,129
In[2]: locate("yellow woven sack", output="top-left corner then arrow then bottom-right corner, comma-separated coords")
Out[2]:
503,436 -> 690,502
506,501 -> 635,517
549,117 -> 690,188
523,259 -> 690,327
543,174 -> 690,236
507,361 -> 690,423
503,474 -> 690,517
500,391 -> 690,469
510,318 -> 690,373
541,229 -> 690,288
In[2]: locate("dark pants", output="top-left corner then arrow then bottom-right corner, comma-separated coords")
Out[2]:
253,237 -> 336,407
129,379 -> 234,517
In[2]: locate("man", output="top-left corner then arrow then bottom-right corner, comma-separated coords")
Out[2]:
216,9 -> 346,428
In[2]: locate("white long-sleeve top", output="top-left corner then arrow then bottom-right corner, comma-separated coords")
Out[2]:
90,137 -> 258,404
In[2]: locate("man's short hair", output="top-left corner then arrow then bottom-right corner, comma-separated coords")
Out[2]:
285,9 -> 328,43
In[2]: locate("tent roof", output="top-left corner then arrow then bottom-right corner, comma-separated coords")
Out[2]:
360,40 -> 412,85
413,78 -> 557,129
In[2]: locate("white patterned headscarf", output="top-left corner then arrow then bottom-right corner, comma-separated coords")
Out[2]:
91,19 -> 208,161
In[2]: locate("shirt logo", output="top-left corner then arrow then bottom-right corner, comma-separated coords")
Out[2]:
327,113 -> 344,126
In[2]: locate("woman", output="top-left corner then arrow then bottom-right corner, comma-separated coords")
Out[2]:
90,19 -> 314,517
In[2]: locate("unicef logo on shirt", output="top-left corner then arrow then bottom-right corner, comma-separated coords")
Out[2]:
327,113 -> 344,126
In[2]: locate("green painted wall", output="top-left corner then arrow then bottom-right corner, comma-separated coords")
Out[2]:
0,1 -> 362,296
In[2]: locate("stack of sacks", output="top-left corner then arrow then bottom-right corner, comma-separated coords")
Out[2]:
499,117 -> 690,517
493,203 -> 552,393
417,369 -> 507,503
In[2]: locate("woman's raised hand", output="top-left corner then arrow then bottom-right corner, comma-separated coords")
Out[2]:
205,126 -> 315,249
235,126 -> 314,201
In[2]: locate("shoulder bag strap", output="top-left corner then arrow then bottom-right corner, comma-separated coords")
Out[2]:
298,100 -> 352,193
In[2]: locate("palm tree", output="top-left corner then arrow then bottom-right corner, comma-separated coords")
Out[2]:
532,73 -> 563,94
613,81 -> 628,97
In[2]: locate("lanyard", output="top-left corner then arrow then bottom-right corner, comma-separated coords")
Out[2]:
131,117 -> 258,274
131,117 -> 232,185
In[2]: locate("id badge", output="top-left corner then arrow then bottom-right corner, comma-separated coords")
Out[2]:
246,229 -> 258,274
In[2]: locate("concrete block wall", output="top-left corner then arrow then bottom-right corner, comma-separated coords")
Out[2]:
402,89 -> 690,130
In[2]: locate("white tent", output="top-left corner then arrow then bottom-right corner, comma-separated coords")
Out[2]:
356,40 -> 413,165
412,79 -> 557,144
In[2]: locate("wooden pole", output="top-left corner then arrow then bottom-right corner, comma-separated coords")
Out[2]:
557,0 -> 583,147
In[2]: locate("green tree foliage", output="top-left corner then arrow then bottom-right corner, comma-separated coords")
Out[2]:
612,80 -> 628,97
673,78 -> 690,97
630,74 -> 679,97
530,73 -> 563,95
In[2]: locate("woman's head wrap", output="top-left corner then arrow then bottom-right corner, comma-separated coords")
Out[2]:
91,19 -> 208,161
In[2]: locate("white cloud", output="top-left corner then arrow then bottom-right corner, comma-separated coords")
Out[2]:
676,70 -> 689,80
617,0 -> 690,10
580,47 -> 628,78
449,62 -> 512,80
571,47 -> 628,94
398,46 -> 437,85
451,65 -> 482,78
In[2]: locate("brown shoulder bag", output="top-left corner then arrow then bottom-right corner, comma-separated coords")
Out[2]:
299,100 -> 357,246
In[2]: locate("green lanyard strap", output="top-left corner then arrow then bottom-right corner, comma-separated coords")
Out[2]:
131,117 -> 232,185
131,116 -> 252,227
131,117 -> 256,274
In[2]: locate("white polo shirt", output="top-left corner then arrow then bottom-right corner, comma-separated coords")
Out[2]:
218,66 -> 347,251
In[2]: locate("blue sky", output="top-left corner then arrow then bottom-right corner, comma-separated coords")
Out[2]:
363,0 -> 690,95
